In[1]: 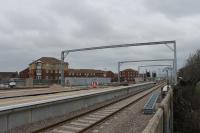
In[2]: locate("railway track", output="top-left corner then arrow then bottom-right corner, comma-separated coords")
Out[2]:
37,83 -> 164,133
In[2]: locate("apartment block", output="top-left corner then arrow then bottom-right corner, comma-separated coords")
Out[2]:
19,57 -> 68,80
66,69 -> 114,79
120,68 -> 139,82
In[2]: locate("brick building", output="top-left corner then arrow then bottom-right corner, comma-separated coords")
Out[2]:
19,57 -> 68,80
0,72 -> 18,81
66,69 -> 115,80
120,68 -> 138,82
19,57 -> 116,82
19,68 -> 29,79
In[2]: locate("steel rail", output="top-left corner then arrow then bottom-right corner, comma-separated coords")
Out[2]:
36,83 -> 165,133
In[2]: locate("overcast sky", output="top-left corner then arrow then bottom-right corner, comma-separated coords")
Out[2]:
0,0 -> 199,72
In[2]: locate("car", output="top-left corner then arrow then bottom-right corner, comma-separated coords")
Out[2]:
9,81 -> 16,88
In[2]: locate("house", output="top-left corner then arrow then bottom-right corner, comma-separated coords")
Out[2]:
19,56 -> 116,84
19,68 -> 29,79
120,68 -> 139,82
65,69 -> 115,86
19,57 -> 68,80
67,69 -> 114,79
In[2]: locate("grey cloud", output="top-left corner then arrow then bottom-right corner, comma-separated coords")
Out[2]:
50,0 -> 115,41
4,10 -> 60,35
0,0 -> 199,72
143,0 -> 200,17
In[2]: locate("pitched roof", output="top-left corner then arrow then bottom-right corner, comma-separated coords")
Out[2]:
121,68 -> 138,72
19,67 -> 29,73
68,69 -> 104,73
30,57 -> 68,65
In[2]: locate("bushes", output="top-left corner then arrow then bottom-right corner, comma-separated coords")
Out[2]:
179,49 -> 200,84
174,49 -> 200,133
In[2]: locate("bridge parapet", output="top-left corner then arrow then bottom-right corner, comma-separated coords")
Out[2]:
143,88 -> 173,133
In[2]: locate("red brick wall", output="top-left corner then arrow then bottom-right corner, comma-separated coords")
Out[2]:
19,68 -> 29,78
120,70 -> 138,82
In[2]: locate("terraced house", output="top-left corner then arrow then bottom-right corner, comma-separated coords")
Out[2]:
120,68 -> 139,82
66,69 -> 114,79
19,57 -> 68,80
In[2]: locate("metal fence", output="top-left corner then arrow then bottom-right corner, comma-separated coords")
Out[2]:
0,79 -> 60,88
33,79 -> 59,85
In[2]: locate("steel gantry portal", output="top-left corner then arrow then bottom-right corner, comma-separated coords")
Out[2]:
137,64 -> 173,82
138,64 -> 172,72
60,40 -> 177,86
118,59 -> 175,83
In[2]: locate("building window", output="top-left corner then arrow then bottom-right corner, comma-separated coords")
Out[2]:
55,70 -> 58,73
36,76 -> 41,80
36,70 -> 41,75
36,69 -> 41,73
46,76 -> 48,80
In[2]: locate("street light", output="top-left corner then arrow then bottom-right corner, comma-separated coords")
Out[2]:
60,40 -> 177,86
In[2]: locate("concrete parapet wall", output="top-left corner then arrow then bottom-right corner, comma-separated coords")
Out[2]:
0,82 -> 154,133
65,77 -> 111,86
143,88 -> 173,133
143,108 -> 164,133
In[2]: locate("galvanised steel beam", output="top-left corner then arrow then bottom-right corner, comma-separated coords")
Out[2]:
138,64 -> 172,73
117,59 -> 174,84
137,64 -> 172,82
61,40 -> 176,86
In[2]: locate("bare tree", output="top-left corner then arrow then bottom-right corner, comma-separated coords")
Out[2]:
179,49 -> 200,84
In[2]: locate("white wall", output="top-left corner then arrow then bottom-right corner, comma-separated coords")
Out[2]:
65,77 -> 111,86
